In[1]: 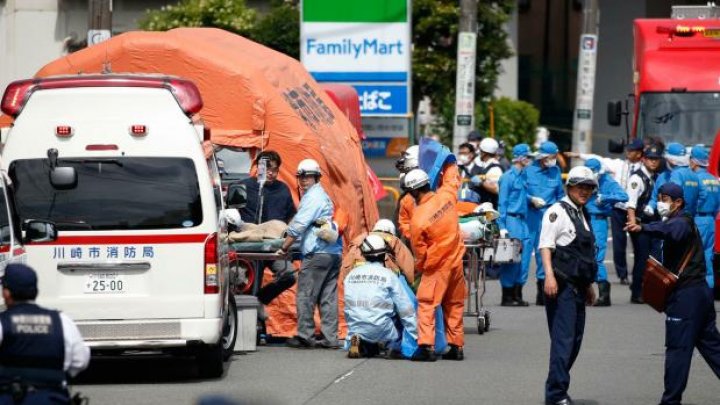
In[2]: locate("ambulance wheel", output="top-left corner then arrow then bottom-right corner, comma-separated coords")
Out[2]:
196,342 -> 224,379
222,296 -> 238,360
483,312 -> 491,332
477,316 -> 486,335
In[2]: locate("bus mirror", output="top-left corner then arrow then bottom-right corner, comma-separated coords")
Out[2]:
24,220 -> 57,243
607,100 -> 622,126
226,182 -> 247,208
608,138 -> 625,154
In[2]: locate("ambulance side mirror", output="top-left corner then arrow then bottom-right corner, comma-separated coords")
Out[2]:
50,167 -> 78,190
607,100 -> 622,126
24,220 -> 58,243
608,138 -> 625,154
226,182 -> 247,208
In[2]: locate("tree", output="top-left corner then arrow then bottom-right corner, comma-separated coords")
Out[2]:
139,0 -> 257,36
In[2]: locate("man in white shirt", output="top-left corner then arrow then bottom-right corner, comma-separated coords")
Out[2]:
470,138 -> 504,209
625,146 -> 663,303
565,138 -> 644,284
539,166 -> 598,405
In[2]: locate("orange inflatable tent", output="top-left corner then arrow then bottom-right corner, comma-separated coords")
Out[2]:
36,28 -> 379,242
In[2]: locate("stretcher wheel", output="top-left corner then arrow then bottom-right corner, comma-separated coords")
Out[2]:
477,316 -> 486,335
483,312 -> 491,332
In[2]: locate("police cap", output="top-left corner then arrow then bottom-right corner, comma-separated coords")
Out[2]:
658,182 -> 684,201
1,263 -> 38,297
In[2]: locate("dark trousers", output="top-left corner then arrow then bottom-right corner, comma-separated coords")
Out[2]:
610,208 -> 629,279
545,281 -> 587,403
630,231 -> 661,299
660,282 -> 720,405
0,390 -> 69,404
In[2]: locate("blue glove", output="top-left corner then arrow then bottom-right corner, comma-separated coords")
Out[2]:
470,175 -> 483,187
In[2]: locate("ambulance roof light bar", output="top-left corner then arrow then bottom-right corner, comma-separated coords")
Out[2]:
0,75 -> 203,117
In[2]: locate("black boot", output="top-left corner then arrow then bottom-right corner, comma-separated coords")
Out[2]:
536,280 -> 545,306
514,284 -> 529,306
594,281 -> 611,307
501,287 -> 522,306
441,344 -> 464,360
411,345 -> 437,362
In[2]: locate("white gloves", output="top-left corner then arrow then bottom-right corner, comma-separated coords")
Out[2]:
643,205 -> 655,217
499,229 -> 509,238
530,196 -> 547,209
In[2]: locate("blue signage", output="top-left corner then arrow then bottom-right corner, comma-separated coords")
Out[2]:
353,85 -> 408,115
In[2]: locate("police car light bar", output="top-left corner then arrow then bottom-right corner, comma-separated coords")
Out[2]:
1,75 -> 203,117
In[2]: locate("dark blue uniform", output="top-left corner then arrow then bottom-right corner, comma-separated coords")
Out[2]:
628,167 -> 662,301
641,212 -> 720,405
0,303 -> 69,404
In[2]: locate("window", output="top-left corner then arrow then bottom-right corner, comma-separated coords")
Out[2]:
9,157 -> 203,231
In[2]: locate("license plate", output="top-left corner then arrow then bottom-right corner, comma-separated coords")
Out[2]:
84,272 -> 125,294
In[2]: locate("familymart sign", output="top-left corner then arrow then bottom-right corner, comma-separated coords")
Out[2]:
301,0 -> 411,116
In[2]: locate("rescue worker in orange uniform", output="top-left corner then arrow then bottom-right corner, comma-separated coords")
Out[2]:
404,167 -> 466,362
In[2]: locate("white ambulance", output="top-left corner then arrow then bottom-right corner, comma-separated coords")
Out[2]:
0,74 -> 237,378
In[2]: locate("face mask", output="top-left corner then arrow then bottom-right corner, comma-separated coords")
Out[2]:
457,155 -> 470,165
657,201 -> 671,217
545,158 -> 557,167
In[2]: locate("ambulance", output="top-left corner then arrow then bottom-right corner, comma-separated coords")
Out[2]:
0,74 -> 237,377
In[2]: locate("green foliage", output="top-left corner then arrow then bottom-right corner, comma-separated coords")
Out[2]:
475,98 -> 539,155
252,2 -> 300,59
139,0 -> 257,36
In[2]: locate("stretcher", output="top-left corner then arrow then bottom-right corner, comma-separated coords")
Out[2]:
460,213 -> 522,335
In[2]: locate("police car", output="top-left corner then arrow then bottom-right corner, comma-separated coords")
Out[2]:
0,75 -> 238,377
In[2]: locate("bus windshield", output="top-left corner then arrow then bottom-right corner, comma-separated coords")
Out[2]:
638,92 -> 720,146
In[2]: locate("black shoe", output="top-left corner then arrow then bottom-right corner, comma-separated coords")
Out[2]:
594,281 -> 611,307
385,349 -> 404,360
536,280 -> 546,306
411,345 -> 437,362
630,296 -> 645,304
501,287 -> 523,306
620,278 -> 629,285
348,335 -> 361,358
317,340 -> 339,349
441,344 -> 464,360
514,284 -> 530,306
286,336 -> 314,349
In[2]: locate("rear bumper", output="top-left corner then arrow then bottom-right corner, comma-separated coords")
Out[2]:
78,318 -> 222,349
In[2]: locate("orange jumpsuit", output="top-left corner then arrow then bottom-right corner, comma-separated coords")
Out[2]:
409,164 -> 466,347
399,164 -> 461,241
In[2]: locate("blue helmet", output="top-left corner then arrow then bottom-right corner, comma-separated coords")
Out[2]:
536,141 -> 559,159
690,144 -> 709,166
585,158 -> 602,174
512,143 -> 531,161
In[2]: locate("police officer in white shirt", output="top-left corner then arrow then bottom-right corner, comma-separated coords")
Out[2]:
539,166 -> 598,405
625,146 -> 663,303
0,264 -> 90,404
565,138 -> 644,284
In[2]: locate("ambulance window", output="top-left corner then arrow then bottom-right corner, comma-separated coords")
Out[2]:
9,158 -> 203,231
215,147 -> 251,181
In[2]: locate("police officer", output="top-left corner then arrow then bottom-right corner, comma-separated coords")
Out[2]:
469,138 -> 503,208
527,141 -> 565,305
456,142 -> 481,181
626,183 -> 720,405
689,145 -> 720,288
0,264 -> 90,404
564,138 -> 644,284
584,159 -> 628,306
497,144 -> 533,306
539,166 -> 598,405
626,146 -> 663,303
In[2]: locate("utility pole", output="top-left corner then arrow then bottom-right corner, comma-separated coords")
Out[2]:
571,0 -> 599,157
88,0 -> 113,47
453,0 -> 478,152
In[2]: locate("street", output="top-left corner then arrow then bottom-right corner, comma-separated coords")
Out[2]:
72,257 -> 720,405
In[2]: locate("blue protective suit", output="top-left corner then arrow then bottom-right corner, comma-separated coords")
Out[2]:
649,166 -> 671,211
695,167 -> 720,288
669,166 -> 701,216
344,262 -> 418,352
286,183 -> 342,256
497,165 -> 532,287
586,173 -> 628,282
526,161 -> 565,280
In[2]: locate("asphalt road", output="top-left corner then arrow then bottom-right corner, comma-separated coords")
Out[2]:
72,245 -> 720,405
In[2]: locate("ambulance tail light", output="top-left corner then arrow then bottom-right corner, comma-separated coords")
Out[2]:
204,233 -> 219,294
130,125 -> 147,137
56,125 -> 73,137
1,75 -> 203,118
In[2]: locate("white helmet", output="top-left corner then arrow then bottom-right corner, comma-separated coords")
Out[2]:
566,166 -> 598,188
361,233 -> 387,256
297,158 -> 321,176
396,145 -> 419,172
479,138 -> 499,155
402,168 -> 430,191
372,219 -> 396,236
